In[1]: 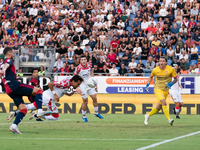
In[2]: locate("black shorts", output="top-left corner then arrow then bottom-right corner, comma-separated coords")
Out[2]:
8,83 -> 34,107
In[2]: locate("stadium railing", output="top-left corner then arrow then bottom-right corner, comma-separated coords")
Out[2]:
15,46 -> 56,72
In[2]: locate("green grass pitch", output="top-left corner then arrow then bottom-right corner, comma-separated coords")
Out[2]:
0,114 -> 199,150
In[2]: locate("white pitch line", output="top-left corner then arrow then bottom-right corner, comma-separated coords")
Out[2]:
0,137 -> 165,141
0,119 -> 71,126
136,131 -> 200,150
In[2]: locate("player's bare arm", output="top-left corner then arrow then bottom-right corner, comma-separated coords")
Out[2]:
178,82 -> 183,90
48,82 -> 60,102
0,63 -> 10,76
172,77 -> 178,85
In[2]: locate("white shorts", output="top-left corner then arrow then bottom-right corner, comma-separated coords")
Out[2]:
42,91 -> 58,113
169,92 -> 183,103
79,82 -> 96,99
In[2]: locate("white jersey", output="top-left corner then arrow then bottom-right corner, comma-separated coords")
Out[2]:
74,62 -> 96,98
74,62 -> 92,84
169,77 -> 180,93
44,77 -> 73,98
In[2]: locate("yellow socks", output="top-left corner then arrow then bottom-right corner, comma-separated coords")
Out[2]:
148,107 -> 158,117
162,105 -> 170,120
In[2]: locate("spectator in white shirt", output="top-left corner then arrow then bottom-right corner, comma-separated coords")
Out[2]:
167,46 -> 175,60
44,30 -> 51,42
2,18 -> 11,29
141,19 -> 149,30
109,63 -> 119,76
148,17 -> 156,27
47,18 -> 55,29
133,43 -> 142,59
191,44 -> 198,60
179,50 -> 188,62
29,4 -> 38,16
159,5 -> 168,19
54,58 -> 63,70
94,19 -> 103,29
117,19 -> 125,29
128,58 -> 137,73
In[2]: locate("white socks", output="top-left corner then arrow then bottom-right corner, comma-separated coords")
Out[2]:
94,106 -> 98,114
175,107 -> 179,116
26,104 -> 36,111
82,110 -> 86,118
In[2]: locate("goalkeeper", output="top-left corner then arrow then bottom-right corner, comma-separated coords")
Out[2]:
144,56 -> 178,126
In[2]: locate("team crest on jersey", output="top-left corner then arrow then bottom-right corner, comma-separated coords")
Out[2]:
7,59 -> 10,62
162,95 -> 164,97
165,71 -> 168,74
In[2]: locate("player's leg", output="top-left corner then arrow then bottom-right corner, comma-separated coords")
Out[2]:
42,96 -> 59,120
32,87 -> 44,117
81,97 -> 89,122
90,93 -> 104,119
7,101 -> 39,123
144,102 -> 162,125
161,91 -> 174,125
9,96 -> 27,134
79,85 -> 89,122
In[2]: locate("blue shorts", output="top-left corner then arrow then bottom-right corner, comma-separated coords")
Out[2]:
8,83 -> 34,107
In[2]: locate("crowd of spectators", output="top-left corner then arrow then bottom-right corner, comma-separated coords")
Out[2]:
0,0 -> 200,76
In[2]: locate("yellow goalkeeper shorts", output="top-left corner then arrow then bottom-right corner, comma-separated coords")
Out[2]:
154,89 -> 168,104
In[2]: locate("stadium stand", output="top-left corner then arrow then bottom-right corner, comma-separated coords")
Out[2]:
0,0 -> 199,77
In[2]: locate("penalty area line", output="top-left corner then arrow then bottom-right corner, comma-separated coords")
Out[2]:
136,131 -> 200,150
0,137 -> 166,141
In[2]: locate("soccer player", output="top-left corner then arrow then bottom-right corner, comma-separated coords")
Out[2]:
9,75 -> 83,121
74,55 -> 103,122
7,68 -> 42,122
29,75 -> 83,120
169,76 -> 184,119
28,68 -> 40,102
144,56 -> 178,125
1,47 -> 45,134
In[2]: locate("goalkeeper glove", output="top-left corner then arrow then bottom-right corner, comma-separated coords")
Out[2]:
145,83 -> 150,92
166,82 -> 173,89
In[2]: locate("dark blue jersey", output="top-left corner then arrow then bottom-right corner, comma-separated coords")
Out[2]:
28,76 -> 40,88
2,58 -> 20,94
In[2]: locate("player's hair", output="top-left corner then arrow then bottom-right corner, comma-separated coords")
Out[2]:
80,55 -> 86,59
32,67 -> 38,73
71,75 -> 84,82
159,56 -> 167,62
3,47 -> 12,55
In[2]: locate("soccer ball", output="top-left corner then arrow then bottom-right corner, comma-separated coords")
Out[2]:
87,77 -> 97,88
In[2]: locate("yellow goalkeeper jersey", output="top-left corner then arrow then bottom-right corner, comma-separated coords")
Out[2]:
151,65 -> 177,91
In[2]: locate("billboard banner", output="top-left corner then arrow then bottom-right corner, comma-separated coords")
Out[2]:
0,94 -> 200,114
55,76 -> 200,94
55,76 -> 155,94
0,76 -> 51,93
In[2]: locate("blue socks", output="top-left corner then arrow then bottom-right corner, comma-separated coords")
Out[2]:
35,93 -> 42,109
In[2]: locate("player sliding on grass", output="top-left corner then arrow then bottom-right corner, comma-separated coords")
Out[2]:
8,75 -> 83,121
144,56 -> 178,126
74,55 -> 103,122
169,76 -> 184,119
0,47 -> 46,134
